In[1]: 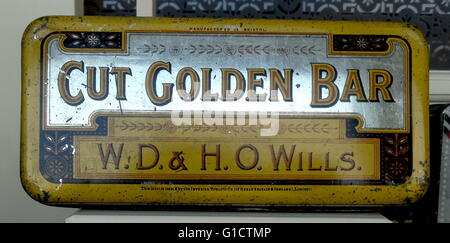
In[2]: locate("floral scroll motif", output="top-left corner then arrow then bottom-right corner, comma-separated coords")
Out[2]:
116,120 -> 337,135
384,134 -> 411,180
63,32 -> 122,49
333,35 -> 389,52
41,132 -> 72,180
137,43 -> 320,56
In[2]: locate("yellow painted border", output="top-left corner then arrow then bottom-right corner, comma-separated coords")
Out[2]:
21,16 -> 429,206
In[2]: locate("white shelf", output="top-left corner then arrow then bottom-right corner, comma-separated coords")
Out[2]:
430,70 -> 450,104
65,210 -> 391,223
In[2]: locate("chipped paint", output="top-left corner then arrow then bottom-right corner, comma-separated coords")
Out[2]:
55,179 -> 63,191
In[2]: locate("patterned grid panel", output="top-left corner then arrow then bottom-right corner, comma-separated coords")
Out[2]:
155,0 -> 450,70
84,0 -> 136,16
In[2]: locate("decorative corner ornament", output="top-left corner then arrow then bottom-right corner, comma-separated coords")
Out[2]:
21,16 -> 429,207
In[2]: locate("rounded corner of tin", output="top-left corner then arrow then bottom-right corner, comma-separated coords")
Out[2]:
403,22 -> 427,40
20,173 -> 53,206
403,189 -> 429,206
398,23 -> 429,56
22,16 -> 71,52
399,173 -> 430,205
22,16 -> 52,41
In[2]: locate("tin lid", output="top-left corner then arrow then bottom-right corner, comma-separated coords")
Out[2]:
21,16 -> 429,207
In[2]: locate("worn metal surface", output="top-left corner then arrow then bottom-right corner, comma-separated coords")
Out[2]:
45,33 -> 406,131
21,16 -> 429,207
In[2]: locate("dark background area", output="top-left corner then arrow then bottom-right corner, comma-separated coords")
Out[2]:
83,0 -> 450,70
154,0 -> 450,70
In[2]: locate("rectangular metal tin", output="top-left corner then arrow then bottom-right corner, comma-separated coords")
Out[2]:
21,16 -> 429,207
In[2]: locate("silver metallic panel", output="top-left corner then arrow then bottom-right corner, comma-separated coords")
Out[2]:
45,33 -> 407,131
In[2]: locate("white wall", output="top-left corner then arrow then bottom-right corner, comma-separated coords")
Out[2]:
0,0 -> 78,223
